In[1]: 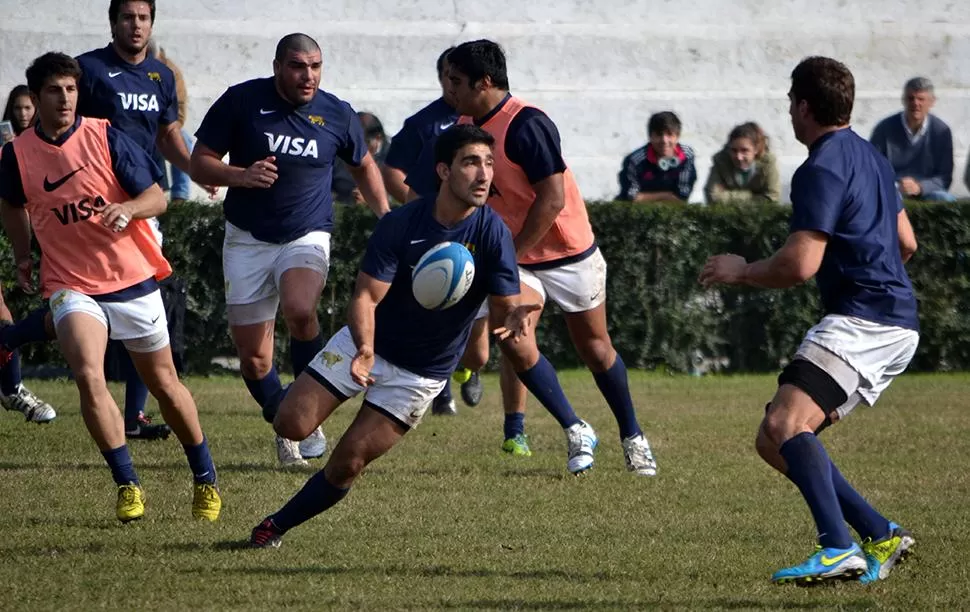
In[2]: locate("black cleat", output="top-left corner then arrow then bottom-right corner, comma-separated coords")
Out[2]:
431,395 -> 457,416
459,371 -> 483,407
125,422 -> 172,440
250,518 -> 283,548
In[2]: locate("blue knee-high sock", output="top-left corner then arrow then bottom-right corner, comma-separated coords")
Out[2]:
779,432 -> 854,549
102,445 -> 139,485
0,351 -> 22,395
0,307 -> 51,351
515,354 -> 581,429
121,350 -> 150,428
504,412 -> 525,439
244,366 -> 283,408
270,470 -> 350,533
436,380 -> 453,401
290,333 -> 323,377
591,354 -> 641,440
182,437 -> 217,485
830,462 -> 890,542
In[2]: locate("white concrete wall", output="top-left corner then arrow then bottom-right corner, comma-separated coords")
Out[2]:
2,0 -> 969,202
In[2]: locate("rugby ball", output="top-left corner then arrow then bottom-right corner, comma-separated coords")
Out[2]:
411,242 -> 475,310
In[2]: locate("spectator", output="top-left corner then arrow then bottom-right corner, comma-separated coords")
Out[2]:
2,85 -> 36,141
617,111 -> 696,202
333,111 -> 388,205
149,40 -> 194,203
704,122 -> 781,204
870,77 -> 955,202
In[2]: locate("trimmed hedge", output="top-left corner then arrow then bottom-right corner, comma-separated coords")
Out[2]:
3,199 -> 969,374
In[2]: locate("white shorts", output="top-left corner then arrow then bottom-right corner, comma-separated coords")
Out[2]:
794,314 -> 919,419
305,326 -> 447,429
519,248 -> 607,313
49,288 -> 169,353
223,221 -> 331,325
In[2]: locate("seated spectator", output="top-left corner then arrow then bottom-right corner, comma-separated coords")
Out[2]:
870,77 -> 955,202
617,111 -> 696,202
2,85 -> 36,143
704,122 -> 781,204
358,111 -> 389,163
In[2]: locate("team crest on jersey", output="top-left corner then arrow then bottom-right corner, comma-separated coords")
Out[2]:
147,71 -> 161,82
118,92 -> 159,112
463,242 -> 476,254
265,132 -> 319,159
320,351 -> 342,368
307,114 -> 325,127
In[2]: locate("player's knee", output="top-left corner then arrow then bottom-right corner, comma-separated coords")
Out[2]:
239,355 -> 273,380
280,300 -> 318,335
462,343 -> 489,372
576,336 -> 614,372
273,414 -> 309,441
497,336 -> 538,371
754,422 -> 776,462
74,366 -> 109,403
326,453 -> 367,487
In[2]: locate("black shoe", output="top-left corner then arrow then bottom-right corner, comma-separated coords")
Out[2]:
250,518 -> 283,548
460,371 -> 483,407
125,423 -> 172,440
431,395 -> 457,416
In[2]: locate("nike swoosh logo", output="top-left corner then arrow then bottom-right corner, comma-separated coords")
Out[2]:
151,314 -> 160,324
259,109 -> 275,115
820,550 -> 855,566
410,239 -> 426,244
43,165 -> 88,192
108,71 -> 123,78
439,121 -> 455,130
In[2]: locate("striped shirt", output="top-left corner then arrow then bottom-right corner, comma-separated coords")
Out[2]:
617,143 -> 697,201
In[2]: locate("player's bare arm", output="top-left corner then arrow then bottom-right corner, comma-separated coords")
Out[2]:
190,142 -> 278,189
700,230 -> 828,289
347,152 -> 391,217
100,183 -> 167,232
898,209 -> 918,263
158,123 -> 219,197
0,197 -> 35,293
347,271 -> 392,385
381,165 -> 409,204
513,172 -> 565,258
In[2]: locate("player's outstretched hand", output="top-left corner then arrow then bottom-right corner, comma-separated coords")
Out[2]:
240,156 -> 278,189
101,202 -> 135,233
493,303 -> 542,343
350,346 -> 376,387
15,257 -> 35,294
699,253 -> 747,287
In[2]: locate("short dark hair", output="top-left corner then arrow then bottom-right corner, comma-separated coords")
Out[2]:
790,56 -> 854,127
25,52 -> 82,97
436,46 -> 455,79
648,111 -> 681,136
357,112 -> 385,139
2,85 -> 32,135
434,124 -> 495,167
446,39 -> 509,90
275,33 -> 321,63
109,0 -> 155,25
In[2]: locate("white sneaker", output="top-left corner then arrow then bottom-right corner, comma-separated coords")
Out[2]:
298,426 -> 327,459
1,384 -> 56,423
622,433 -> 657,476
564,420 -> 598,474
275,435 -> 308,467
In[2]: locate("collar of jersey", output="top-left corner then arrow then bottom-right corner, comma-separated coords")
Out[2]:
34,115 -> 82,147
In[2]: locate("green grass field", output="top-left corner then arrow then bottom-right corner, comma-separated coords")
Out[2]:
1,371 -> 968,610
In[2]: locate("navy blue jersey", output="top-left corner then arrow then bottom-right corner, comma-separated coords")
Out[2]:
384,97 -> 458,175
405,94 -> 566,197
361,197 -> 520,378
790,128 -> 919,331
195,77 -> 367,243
0,117 -> 163,207
76,44 -> 178,155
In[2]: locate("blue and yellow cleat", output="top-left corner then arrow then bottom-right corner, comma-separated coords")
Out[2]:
771,543 -> 867,585
860,522 -> 915,584
501,433 -> 533,457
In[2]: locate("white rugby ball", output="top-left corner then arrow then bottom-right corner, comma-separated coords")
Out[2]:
411,242 -> 476,310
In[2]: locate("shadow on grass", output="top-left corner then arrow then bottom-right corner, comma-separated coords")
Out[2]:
190,559 -> 621,583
